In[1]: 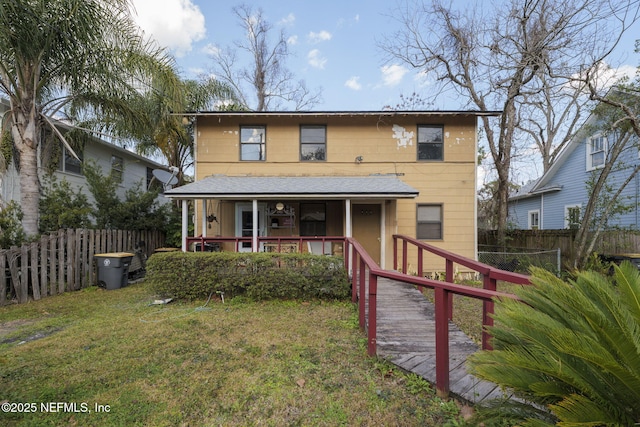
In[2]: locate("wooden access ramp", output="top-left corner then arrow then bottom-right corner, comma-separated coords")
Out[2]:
372,277 -> 507,404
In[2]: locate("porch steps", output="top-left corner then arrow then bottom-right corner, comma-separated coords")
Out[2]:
368,277 -> 509,404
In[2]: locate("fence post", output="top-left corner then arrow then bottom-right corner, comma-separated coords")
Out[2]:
67,229 -> 75,291
75,229 -> 83,288
351,251 -> 358,304
30,242 -> 40,300
359,258 -> 366,330
0,252 -> 6,305
89,229 -> 95,287
57,230 -> 65,294
40,235 -> 48,297
8,247 -> 21,302
367,273 -> 377,357
482,274 -> 497,351
20,245 -> 28,302
402,240 -> 408,273
435,287 -> 450,398
49,232 -> 57,295
445,259 -> 454,320
393,236 -> 398,270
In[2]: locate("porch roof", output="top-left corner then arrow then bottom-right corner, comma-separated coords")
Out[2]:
164,175 -> 419,200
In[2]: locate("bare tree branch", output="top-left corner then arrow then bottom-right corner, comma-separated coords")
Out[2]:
209,4 -> 322,111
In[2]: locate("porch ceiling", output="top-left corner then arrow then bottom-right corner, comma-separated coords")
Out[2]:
164,175 -> 419,200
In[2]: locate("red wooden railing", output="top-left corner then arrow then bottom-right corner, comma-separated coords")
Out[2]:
186,235 -> 346,254
343,235 -> 530,397
393,235 -> 530,351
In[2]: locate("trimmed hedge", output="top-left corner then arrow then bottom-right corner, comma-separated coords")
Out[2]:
146,251 -> 349,301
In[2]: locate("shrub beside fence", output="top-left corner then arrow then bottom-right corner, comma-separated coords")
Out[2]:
0,228 -> 165,306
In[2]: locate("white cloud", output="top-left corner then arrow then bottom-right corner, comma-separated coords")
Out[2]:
279,13 -> 295,26
308,49 -> 327,69
345,76 -> 362,90
202,43 -> 220,57
287,35 -> 299,46
598,63 -> 638,86
380,64 -> 408,87
308,30 -> 332,43
130,0 -> 205,57
570,61 -> 639,92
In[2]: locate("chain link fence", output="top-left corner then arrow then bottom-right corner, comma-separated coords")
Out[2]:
478,245 -> 561,276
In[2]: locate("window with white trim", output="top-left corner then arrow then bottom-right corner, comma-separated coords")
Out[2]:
57,146 -> 83,175
111,155 -> 123,183
587,135 -> 606,170
565,204 -> 581,229
528,210 -> 540,230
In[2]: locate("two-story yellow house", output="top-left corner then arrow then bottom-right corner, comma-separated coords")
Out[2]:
165,110 -> 499,271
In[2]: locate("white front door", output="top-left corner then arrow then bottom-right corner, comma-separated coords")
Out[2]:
236,202 -> 266,252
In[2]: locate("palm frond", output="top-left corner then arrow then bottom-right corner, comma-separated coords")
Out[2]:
468,265 -> 640,425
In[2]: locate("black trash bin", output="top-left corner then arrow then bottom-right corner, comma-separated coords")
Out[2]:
94,252 -> 134,290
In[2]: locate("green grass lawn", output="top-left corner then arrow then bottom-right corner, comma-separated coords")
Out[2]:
0,281 -> 467,426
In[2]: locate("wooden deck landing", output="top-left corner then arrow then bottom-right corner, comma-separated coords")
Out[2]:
371,278 -> 507,404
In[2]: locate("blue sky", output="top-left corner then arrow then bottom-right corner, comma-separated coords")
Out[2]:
130,0 -> 640,111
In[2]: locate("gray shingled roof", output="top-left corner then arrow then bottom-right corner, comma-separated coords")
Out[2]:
164,175 -> 419,199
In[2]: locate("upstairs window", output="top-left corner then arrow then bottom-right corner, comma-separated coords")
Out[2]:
58,146 -> 83,175
587,135 -> 606,170
300,125 -> 326,161
111,155 -> 123,183
240,126 -> 266,161
418,125 -> 444,161
417,204 -> 442,240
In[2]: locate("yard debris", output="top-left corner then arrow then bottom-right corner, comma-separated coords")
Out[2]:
150,298 -> 173,305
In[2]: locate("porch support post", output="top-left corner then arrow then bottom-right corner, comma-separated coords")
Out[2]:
345,199 -> 352,238
345,199 -> 352,276
181,199 -> 188,252
380,201 -> 386,269
201,199 -> 207,238
252,199 -> 258,252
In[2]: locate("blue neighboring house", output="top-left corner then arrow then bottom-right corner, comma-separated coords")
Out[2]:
508,112 -> 640,230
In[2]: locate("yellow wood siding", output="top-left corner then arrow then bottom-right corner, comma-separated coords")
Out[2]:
194,114 -> 477,271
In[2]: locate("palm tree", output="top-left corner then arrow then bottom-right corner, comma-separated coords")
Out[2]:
0,0 -> 181,236
468,263 -> 640,426
135,76 -> 241,184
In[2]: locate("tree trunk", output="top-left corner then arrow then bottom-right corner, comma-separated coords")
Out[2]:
18,143 -> 39,236
11,107 -> 40,237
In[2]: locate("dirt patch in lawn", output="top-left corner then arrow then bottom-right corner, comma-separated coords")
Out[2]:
0,319 -> 60,345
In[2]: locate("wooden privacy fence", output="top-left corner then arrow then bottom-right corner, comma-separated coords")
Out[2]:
0,228 -> 165,306
479,229 -> 640,267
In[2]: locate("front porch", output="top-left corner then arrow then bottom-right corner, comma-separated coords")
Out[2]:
164,175 -> 419,269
